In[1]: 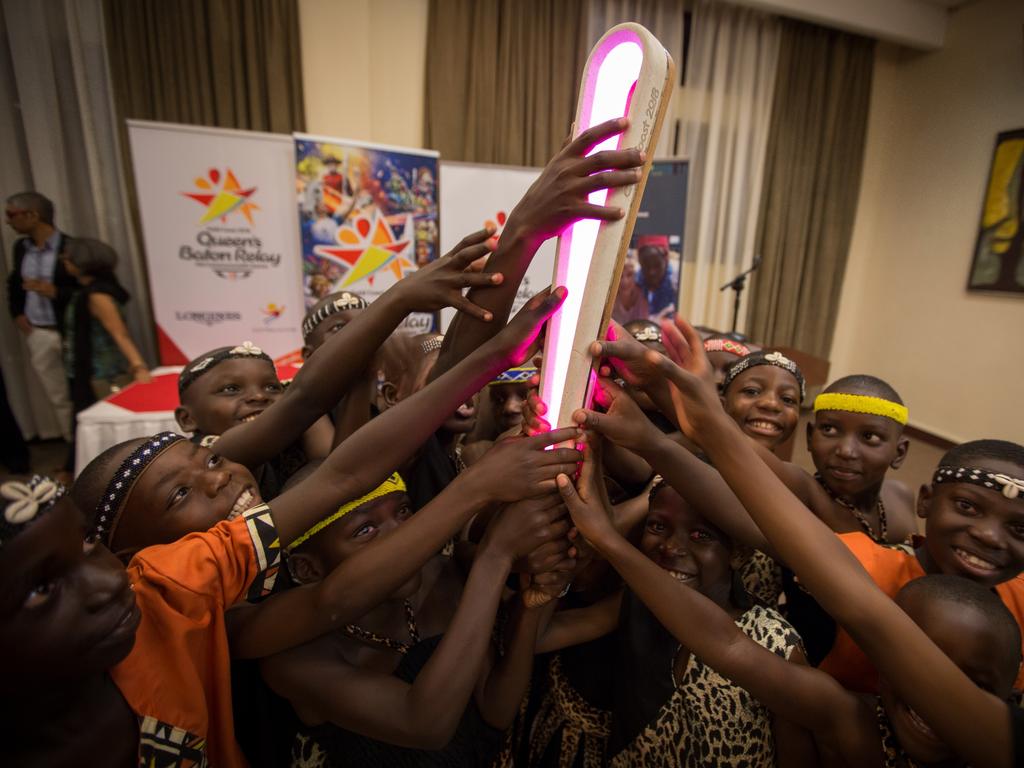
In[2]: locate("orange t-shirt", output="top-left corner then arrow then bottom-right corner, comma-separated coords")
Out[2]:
110,503 -> 282,768
817,532 -> 1024,694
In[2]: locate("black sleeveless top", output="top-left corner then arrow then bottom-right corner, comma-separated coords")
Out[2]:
290,635 -> 504,767
607,589 -> 681,755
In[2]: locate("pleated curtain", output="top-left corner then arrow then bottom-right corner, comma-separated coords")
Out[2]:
746,20 -> 875,358
424,0 -> 590,166
0,0 -> 306,439
585,0 -> 687,160
674,0 -> 781,334
0,0 -> 150,439
103,0 -> 305,133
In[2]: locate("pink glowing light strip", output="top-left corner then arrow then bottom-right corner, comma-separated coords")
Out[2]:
542,31 -> 644,430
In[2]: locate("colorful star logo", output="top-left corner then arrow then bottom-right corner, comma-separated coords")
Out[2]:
314,208 -> 414,287
261,303 -> 285,323
484,210 -> 508,235
183,168 -> 259,225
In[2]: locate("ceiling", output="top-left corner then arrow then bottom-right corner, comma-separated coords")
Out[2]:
917,0 -> 979,8
731,0 -> 984,50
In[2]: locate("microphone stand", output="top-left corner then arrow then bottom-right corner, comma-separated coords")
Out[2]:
719,256 -> 762,337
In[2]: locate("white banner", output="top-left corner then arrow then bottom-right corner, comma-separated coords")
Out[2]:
438,161 -> 556,331
127,120 -> 305,365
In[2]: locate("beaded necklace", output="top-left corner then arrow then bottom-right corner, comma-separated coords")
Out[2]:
344,599 -> 420,654
451,442 -> 467,474
815,473 -> 887,543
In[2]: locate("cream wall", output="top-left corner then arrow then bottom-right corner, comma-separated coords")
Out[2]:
829,0 -> 1024,444
298,0 -> 428,148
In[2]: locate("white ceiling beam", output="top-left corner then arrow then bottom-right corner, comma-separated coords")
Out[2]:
728,0 -> 948,50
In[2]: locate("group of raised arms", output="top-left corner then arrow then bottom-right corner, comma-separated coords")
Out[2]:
2,116 -> 1023,768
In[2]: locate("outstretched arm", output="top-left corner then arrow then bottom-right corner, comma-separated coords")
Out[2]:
472,495 -> 569,729
229,427 -> 581,659
651,316 -> 1016,768
88,293 -> 150,381
473,600 -> 544,728
328,372 -> 376,449
745,436 -> 826,512
265,288 -> 566,547
431,118 -> 643,380
533,592 -> 622,654
555,436 -> 855,740
215,229 -> 499,469
261,489 -> 569,749
571,375 -> 774,557
594,329 -> 823,513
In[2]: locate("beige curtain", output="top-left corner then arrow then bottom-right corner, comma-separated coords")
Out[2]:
746,20 -> 874,358
1,0 -> 154,439
424,0 -> 590,165
675,0 -> 781,333
585,0 -> 687,160
424,0 -> 688,165
104,0 -> 305,133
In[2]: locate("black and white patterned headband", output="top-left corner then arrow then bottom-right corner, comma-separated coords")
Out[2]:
1,475 -> 65,548
932,466 -> 1024,500
301,292 -> 369,340
178,341 -> 273,396
93,432 -> 185,547
721,350 -> 806,403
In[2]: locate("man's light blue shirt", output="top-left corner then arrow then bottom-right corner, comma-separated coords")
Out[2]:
20,231 -> 61,327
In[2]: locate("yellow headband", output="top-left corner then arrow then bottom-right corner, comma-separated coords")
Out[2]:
288,472 -> 407,550
813,393 -> 908,425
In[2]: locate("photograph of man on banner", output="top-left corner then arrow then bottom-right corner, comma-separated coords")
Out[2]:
611,159 -> 688,325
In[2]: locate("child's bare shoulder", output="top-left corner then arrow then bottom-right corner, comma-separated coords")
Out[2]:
881,479 -> 919,543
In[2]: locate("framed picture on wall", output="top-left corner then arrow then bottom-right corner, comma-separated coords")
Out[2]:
968,128 -> 1024,294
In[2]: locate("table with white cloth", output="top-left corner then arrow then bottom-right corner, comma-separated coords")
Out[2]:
74,363 -> 300,474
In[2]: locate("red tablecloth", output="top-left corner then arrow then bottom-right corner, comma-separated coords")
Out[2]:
75,364 -> 301,474
105,364 -> 301,412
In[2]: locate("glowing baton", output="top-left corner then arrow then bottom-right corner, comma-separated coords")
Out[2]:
539,23 -> 674,433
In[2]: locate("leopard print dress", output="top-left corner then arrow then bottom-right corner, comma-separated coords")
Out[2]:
527,655 -> 612,768
608,604 -> 802,768
739,550 -> 784,607
875,697 -> 922,768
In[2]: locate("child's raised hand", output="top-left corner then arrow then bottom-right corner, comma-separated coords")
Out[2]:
659,316 -> 716,388
502,118 -> 644,250
571,378 -> 660,455
488,287 -> 566,369
479,493 -> 572,563
648,317 -> 724,439
467,425 -> 582,503
589,322 -> 673,412
522,372 -> 551,436
556,431 -> 616,546
392,227 -> 502,320
515,530 -> 577,578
